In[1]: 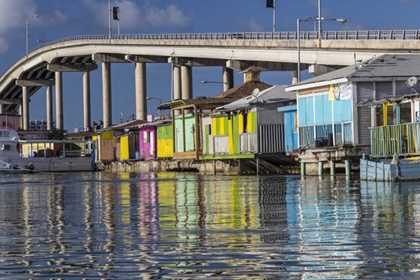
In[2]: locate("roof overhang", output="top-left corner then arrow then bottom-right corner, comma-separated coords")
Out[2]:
285,78 -> 348,92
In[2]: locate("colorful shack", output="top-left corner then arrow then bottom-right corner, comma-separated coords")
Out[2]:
158,66 -> 272,160
96,119 -> 146,162
201,85 -> 298,173
139,119 -> 172,160
286,54 -> 420,175
157,121 -> 174,159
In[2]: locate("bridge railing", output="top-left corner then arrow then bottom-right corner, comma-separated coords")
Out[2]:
31,29 -> 420,53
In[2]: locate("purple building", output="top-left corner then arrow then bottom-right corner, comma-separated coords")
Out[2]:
139,120 -> 171,160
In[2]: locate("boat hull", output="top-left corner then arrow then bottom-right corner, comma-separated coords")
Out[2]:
1,157 -> 92,173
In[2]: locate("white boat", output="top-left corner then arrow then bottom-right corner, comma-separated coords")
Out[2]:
0,129 -> 93,173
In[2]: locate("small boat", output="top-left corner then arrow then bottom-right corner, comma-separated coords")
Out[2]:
360,154 -> 420,182
0,129 -> 93,173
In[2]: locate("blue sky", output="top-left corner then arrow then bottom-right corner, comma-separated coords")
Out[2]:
0,0 -> 417,131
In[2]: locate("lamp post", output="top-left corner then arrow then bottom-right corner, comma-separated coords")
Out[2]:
318,0 -> 322,39
114,0 -> 120,35
201,80 -> 228,85
146,96 -> 162,105
108,0 -> 112,39
147,96 -> 162,117
26,14 -> 38,55
297,17 -> 346,82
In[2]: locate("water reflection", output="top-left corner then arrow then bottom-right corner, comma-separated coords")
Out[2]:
1,173 -> 420,278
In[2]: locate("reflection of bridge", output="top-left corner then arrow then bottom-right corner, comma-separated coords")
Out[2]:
1,30 -> 418,130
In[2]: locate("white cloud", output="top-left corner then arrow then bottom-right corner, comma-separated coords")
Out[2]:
248,19 -> 265,32
83,0 -> 193,31
0,0 -> 67,54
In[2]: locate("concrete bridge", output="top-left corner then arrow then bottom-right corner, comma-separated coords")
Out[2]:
0,29 -> 419,131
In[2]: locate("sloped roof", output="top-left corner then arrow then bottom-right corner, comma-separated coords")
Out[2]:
219,85 -> 296,110
140,119 -> 172,127
214,81 -> 272,99
286,54 -> 420,91
159,80 -> 274,110
98,119 -> 148,132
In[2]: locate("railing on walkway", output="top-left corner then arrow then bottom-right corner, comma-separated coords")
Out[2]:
299,123 -> 353,148
370,122 -> 420,157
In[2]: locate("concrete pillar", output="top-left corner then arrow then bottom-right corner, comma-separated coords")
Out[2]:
102,62 -> 112,128
181,65 -> 192,100
223,67 -> 234,91
173,65 -> 181,100
330,161 -> 335,176
55,72 -> 63,130
318,161 -> 323,176
82,71 -> 91,131
292,70 -> 298,84
135,62 -> 147,120
22,86 -> 29,130
0,105 -> 3,115
301,162 -> 306,176
46,85 -> 53,131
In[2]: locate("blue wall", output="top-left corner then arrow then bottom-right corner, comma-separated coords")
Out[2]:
284,110 -> 298,153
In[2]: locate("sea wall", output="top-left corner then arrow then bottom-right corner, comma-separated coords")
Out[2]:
106,159 -> 239,175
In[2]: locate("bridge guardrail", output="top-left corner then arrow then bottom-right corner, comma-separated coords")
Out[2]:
31,29 -> 420,53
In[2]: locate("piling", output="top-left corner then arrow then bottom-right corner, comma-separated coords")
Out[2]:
345,160 -> 351,176
318,162 -> 323,176
300,162 -> 306,176
330,161 -> 335,176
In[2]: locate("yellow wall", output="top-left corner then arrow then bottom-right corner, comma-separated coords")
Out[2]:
157,139 -> 173,158
120,135 -> 129,160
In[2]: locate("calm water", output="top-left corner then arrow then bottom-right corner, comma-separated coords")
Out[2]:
0,172 -> 419,279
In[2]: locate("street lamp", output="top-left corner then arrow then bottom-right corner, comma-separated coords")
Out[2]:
114,0 -> 120,35
297,17 -> 346,82
146,96 -> 162,105
147,96 -> 162,117
202,80 -> 228,85
26,14 -> 39,54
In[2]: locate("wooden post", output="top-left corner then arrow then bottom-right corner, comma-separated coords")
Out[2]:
256,155 -> 260,175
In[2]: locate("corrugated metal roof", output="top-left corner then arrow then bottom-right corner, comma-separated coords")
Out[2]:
214,81 -> 272,99
140,119 -> 172,127
218,85 -> 296,110
97,119 -> 148,132
286,54 -> 420,89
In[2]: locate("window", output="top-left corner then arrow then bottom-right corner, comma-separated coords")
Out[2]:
243,113 -> 248,133
144,131 -> 150,144
2,144 -> 10,151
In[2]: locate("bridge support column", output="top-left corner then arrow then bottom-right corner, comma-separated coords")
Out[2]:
173,65 -> 181,100
173,64 -> 181,115
55,72 -> 64,130
181,65 -> 192,100
0,105 -> 3,115
135,62 -> 147,121
82,71 -> 91,131
292,70 -> 298,84
22,86 -> 29,130
223,67 -> 234,91
102,62 -> 112,128
46,85 -> 53,131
